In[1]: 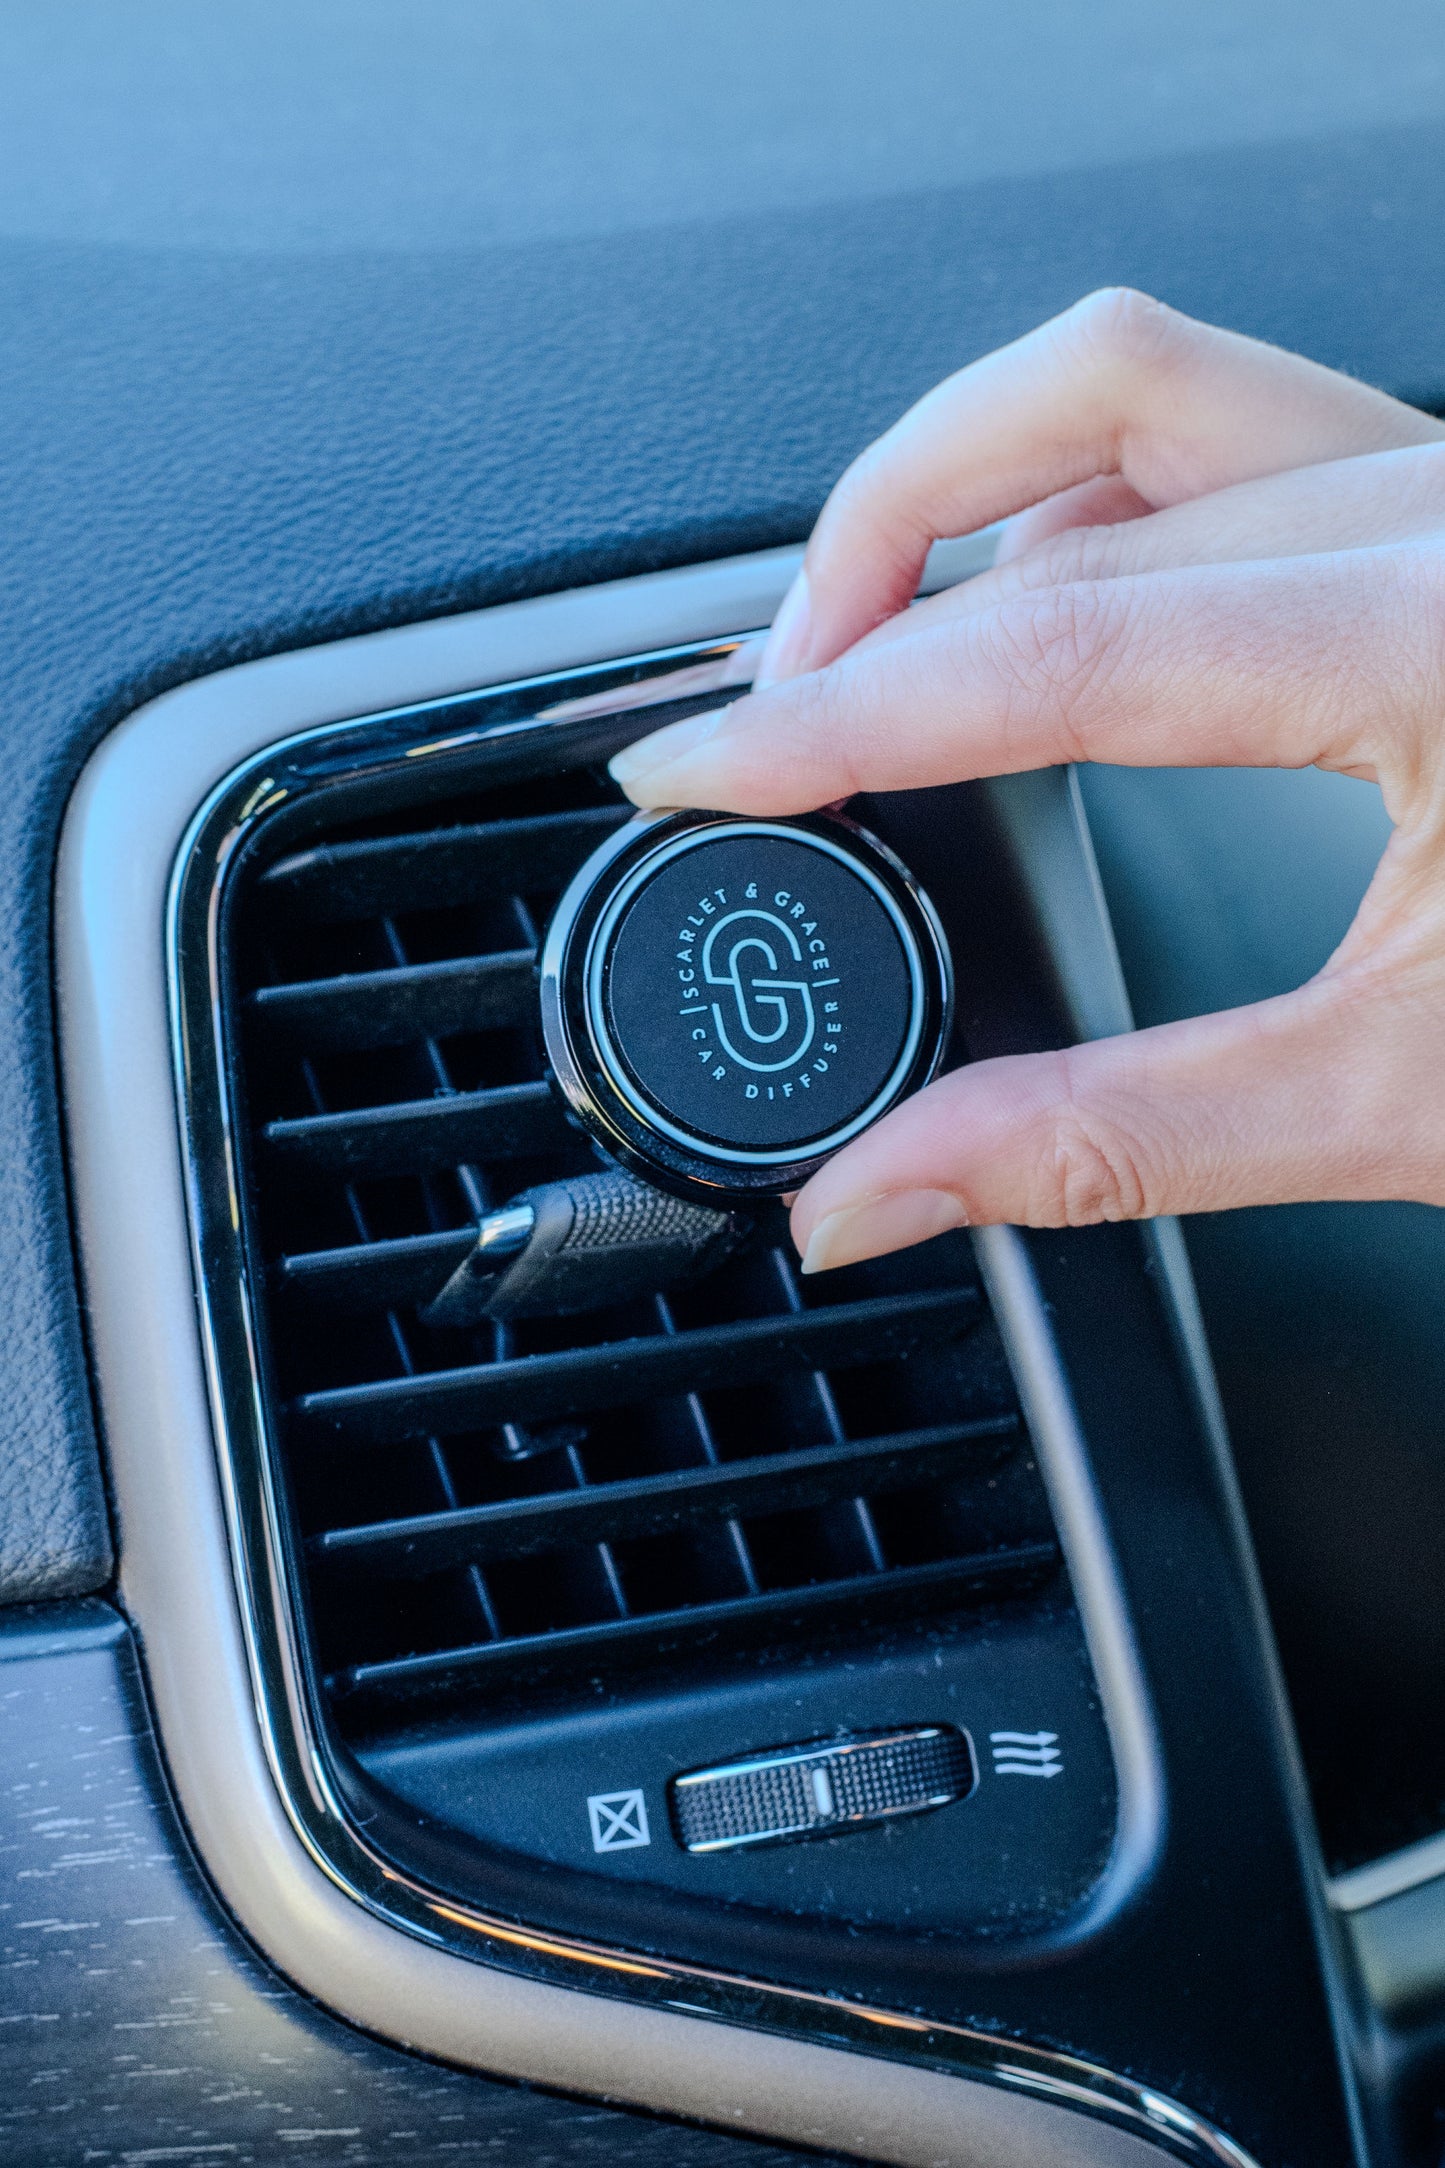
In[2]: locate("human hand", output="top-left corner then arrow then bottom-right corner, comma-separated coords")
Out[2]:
607,290 -> 1445,1273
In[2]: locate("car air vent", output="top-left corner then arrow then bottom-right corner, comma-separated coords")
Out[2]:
229,750 -> 1058,1740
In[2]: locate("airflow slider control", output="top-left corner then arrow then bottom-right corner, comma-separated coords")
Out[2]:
670,1726 -> 974,1853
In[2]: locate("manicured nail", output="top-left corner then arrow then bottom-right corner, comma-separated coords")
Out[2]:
607,705 -> 732,803
753,571 -> 812,690
799,1190 -> 969,1274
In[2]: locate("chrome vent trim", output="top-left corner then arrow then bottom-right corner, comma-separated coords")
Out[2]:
167,638 -> 1233,2163
59,540 -> 1261,2166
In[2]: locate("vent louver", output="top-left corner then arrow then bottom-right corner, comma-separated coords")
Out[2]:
231,750 -> 1057,1734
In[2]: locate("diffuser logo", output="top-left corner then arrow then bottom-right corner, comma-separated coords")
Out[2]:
568,815 -> 935,1170
675,877 -> 841,1101
701,907 -> 819,1073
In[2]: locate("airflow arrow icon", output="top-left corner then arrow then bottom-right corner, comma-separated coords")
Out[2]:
989,1730 -> 1063,1778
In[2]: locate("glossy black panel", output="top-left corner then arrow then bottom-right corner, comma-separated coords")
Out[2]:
1080,764 -> 1445,1875
359,1597 -> 1113,1938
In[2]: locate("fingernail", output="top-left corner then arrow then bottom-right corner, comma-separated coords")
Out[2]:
753,571 -> 812,690
607,704 -> 732,803
799,1189 -> 969,1274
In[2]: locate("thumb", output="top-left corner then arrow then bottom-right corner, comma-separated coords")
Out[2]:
790,976 -> 1439,1269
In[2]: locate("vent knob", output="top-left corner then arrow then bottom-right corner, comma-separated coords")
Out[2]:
671,1726 -> 975,1852
541,810 -> 952,1202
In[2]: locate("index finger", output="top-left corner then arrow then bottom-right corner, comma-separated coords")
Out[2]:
610,548 -> 1423,813
759,289 -> 1443,683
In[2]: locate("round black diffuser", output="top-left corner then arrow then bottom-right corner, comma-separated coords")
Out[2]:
540,809 -> 953,1203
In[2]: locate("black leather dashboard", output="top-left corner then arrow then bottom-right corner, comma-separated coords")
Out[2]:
8,115 -> 1445,1604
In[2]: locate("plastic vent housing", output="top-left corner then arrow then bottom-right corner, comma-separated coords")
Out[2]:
230,742 -> 1058,1736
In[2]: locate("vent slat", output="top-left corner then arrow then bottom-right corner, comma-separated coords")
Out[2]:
294,1285 -> 980,1446
250,949 -> 535,1052
259,805 -> 628,923
231,731 -> 1053,1716
278,1227 -> 477,1313
327,1544 -> 1059,1707
310,1416 -> 1018,1576
263,1080 -> 571,1177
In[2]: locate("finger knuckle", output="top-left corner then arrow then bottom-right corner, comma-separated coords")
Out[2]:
1011,524 -> 1127,596
1387,544 -> 1445,731
1413,442 -> 1445,507
977,581 -> 1125,758
1409,535 -> 1445,620
827,449 -> 884,529
1033,1092 -> 1152,1227
817,449 -> 929,601
1064,287 -> 1182,366
1414,549 -> 1445,751
776,665 -> 872,795
836,425 -> 927,527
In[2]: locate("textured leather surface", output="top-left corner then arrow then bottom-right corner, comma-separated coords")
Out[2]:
6,118 -> 1445,1600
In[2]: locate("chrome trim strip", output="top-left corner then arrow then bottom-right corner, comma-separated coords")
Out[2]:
1331,1829 -> 1445,1913
57,540 -> 1262,2168
972,1224 -> 1165,1921
1342,1861 -> 1445,2022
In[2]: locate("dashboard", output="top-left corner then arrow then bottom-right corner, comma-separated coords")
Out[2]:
4,8 -> 1445,2166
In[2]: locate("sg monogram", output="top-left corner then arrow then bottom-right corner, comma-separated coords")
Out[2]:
675,880 -> 842,1099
